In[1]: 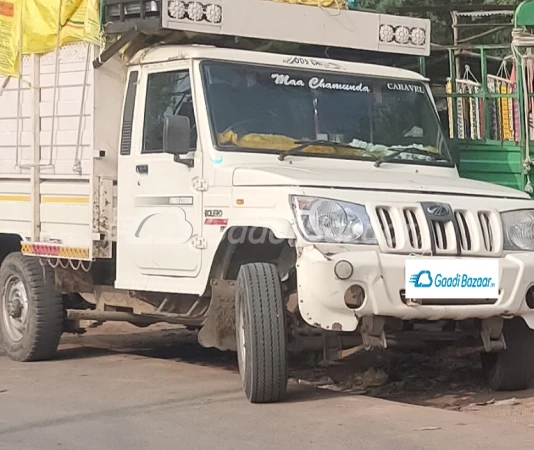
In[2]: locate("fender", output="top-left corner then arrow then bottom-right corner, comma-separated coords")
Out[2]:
223,218 -> 297,240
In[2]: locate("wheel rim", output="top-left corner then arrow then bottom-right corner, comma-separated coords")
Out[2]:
236,290 -> 247,382
2,275 -> 29,342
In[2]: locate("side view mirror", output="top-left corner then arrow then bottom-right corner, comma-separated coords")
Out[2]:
163,115 -> 191,157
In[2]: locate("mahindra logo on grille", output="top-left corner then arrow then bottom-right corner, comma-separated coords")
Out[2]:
426,204 -> 450,217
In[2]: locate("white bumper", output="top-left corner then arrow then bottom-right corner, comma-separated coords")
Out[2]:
297,247 -> 534,332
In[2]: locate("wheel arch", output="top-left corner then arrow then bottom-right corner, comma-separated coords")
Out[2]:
197,224 -> 297,354
207,221 -> 297,283
224,218 -> 297,241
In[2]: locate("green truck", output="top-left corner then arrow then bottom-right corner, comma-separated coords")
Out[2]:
446,1 -> 534,195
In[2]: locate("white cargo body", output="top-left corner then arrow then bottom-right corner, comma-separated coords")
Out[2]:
0,43 -> 123,258
1,0 -> 534,404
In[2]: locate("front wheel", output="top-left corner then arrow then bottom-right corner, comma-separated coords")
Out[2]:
481,318 -> 534,391
235,263 -> 288,403
0,253 -> 64,362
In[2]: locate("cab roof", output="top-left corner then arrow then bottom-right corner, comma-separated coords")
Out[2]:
130,44 -> 428,82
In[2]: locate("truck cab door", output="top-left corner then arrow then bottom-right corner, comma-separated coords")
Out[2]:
116,64 -> 203,289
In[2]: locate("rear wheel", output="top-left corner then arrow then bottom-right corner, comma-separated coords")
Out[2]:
482,318 -> 534,391
0,253 -> 63,362
235,263 -> 288,403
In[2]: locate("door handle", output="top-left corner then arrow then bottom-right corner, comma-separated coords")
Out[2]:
136,164 -> 148,175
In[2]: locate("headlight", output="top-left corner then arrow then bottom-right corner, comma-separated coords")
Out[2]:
290,196 -> 377,244
502,209 -> 534,251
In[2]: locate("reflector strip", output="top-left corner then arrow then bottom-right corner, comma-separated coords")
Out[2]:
21,243 -> 90,260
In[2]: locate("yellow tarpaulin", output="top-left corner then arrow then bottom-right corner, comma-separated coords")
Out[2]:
0,0 -> 100,77
0,1 -> 21,77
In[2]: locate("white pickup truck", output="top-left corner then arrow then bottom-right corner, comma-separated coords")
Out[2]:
1,0 -> 534,403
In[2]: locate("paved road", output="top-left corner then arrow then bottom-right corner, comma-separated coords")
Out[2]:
0,329 -> 533,450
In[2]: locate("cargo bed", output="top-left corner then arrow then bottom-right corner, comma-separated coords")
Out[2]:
0,43 -> 124,259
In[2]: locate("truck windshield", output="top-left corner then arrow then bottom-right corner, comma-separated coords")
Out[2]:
201,61 -> 453,166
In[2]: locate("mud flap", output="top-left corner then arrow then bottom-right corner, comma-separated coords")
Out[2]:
198,279 -> 237,352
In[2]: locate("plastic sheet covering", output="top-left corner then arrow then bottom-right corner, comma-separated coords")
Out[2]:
0,1 -> 20,76
0,0 -> 100,77
269,0 -> 347,9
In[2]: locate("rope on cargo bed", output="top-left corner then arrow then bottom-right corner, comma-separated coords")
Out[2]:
318,0 -> 358,33
43,257 -> 92,272
94,29 -> 108,77
48,258 -> 69,269
318,0 -> 343,16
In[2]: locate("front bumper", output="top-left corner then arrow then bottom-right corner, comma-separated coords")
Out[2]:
296,247 -> 534,332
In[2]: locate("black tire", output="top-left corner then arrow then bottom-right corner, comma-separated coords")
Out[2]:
482,318 -> 534,391
0,253 -> 63,362
235,263 -> 288,403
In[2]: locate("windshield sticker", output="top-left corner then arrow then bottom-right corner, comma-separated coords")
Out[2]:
282,56 -> 343,70
271,74 -> 371,93
387,83 -> 425,94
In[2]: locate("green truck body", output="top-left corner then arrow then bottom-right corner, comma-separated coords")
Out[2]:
445,1 -> 534,196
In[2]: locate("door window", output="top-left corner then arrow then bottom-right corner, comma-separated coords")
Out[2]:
142,70 -> 198,154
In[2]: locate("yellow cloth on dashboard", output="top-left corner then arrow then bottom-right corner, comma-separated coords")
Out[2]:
269,0 -> 347,8
218,130 -> 368,157
0,0 -> 100,77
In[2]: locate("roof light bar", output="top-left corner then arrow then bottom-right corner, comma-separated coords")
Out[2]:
167,1 -> 223,24
161,0 -> 430,56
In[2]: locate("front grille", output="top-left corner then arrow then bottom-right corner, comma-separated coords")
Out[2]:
370,203 -> 502,256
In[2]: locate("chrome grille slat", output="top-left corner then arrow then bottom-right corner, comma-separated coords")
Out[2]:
403,208 -> 422,250
455,211 -> 472,251
377,207 -> 396,249
433,221 -> 445,250
433,222 -> 441,248
478,212 -> 494,252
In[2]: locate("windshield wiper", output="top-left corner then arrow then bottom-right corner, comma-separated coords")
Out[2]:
278,140 -> 364,161
374,146 -> 450,168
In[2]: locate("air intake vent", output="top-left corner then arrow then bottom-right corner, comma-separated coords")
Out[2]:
376,207 -> 396,249
403,208 -> 422,250
478,212 -> 495,252
455,211 -> 472,251
431,220 -> 448,250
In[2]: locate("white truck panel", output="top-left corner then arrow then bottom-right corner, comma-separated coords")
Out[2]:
0,43 -> 124,258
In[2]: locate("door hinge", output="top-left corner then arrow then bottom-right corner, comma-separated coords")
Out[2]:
193,178 -> 208,192
192,236 -> 207,249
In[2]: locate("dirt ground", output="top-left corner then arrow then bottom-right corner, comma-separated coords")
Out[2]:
63,322 -> 534,429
